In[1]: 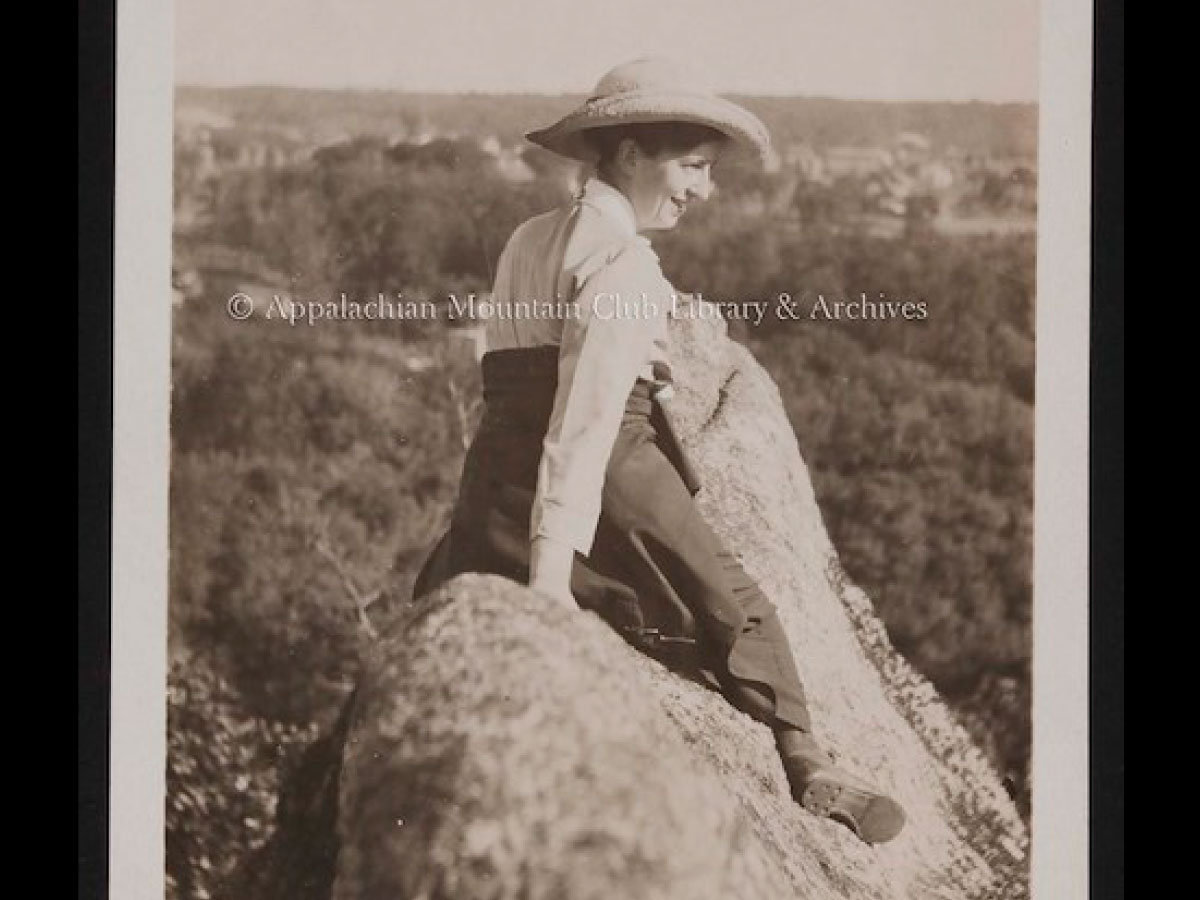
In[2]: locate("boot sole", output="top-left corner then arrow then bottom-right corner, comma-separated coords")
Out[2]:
800,776 -> 907,845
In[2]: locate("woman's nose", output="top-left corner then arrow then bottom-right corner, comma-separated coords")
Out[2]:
689,170 -> 713,201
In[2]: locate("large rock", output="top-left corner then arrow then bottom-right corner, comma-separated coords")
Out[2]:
317,305 -> 1028,899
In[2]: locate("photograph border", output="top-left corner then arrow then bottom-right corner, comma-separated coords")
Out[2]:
105,1 -> 1097,896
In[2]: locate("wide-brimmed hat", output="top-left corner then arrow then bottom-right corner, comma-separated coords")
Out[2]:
525,57 -> 771,163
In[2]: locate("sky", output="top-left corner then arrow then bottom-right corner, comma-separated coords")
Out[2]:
175,0 -> 1040,102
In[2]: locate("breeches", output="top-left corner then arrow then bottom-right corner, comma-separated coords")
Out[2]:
414,349 -> 812,732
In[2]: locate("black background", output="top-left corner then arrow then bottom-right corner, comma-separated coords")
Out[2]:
1089,0 -> 1124,896
79,0 -> 114,897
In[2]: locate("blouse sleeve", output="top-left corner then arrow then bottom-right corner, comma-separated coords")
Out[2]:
530,240 -> 672,556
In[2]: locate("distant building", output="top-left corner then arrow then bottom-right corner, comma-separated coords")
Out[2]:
473,134 -> 537,181
895,131 -> 932,153
171,267 -> 204,306
1003,166 -> 1038,211
784,143 -> 826,182
495,149 -> 536,183
200,128 -> 312,170
892,132 -> 933,172
824,147 -> 893,178
175,106 -> 235,134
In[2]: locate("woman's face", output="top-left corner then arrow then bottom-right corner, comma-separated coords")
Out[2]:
623,140 -> 723,232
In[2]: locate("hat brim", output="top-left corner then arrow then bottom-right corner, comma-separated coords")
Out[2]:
525,91 -> 770,163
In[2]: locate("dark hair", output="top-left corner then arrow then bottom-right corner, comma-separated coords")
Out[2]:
583,122 -> 728,176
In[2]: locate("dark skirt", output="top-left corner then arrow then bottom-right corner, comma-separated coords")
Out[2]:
415,346 -> 811,732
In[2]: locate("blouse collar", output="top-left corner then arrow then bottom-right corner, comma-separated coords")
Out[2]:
579,177 -> 640,238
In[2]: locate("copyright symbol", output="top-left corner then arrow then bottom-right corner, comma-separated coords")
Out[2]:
227,292 -> 254,320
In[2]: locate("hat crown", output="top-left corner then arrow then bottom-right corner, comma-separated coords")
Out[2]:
527,56 -> 770,163
589,57 -> 698,101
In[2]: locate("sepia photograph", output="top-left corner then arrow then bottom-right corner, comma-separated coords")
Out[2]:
108,0 -> 1090,897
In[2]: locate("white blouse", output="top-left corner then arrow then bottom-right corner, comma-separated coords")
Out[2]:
486,178 -> 678,556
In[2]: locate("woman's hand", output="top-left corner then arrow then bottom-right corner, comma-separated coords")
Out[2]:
529,535 -> 577,610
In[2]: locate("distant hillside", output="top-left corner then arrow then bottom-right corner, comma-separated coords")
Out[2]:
175,86 -> 1037,158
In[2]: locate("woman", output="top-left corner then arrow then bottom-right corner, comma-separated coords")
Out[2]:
417,57 -> 906,845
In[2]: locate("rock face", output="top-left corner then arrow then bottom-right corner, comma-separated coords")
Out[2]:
327,305 -> 1029,899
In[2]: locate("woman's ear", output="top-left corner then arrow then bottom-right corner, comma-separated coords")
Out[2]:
615,137 -> 641,176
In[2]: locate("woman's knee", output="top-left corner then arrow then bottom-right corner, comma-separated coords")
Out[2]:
603,439 -> 695,533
